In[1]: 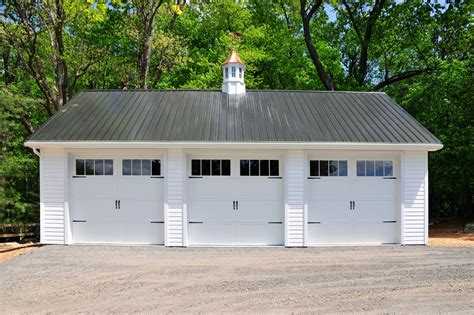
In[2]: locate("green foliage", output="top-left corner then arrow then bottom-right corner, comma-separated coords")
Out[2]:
0,87 -> 43,223
0,0 -> 472,223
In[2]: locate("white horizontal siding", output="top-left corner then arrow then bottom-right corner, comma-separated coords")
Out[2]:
165,150 -> 185,246
402,151 -> 428,245
285,150 -> 305,247
40,149 -> 65,244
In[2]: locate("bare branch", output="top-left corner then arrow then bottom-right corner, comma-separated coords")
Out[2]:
372,68 -> 433,90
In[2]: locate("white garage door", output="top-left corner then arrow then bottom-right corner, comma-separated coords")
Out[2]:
307,157 -> 398,245
188,158 -> 284,245
72,158 -> 164,244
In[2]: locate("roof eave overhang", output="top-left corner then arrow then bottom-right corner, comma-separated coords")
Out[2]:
25,141 -> 444,152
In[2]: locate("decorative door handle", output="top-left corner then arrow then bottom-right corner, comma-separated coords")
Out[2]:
353,200 -> 355,210
236,201 -> 238,210
233,201 -> 236,210
118,200 -> 120,209
115,200 -> 118,209
350,201 -> 353,210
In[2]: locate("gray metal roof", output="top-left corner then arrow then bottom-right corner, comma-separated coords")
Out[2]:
28,90 -> 441,144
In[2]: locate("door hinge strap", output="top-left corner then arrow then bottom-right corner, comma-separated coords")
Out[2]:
308,221 -> 321,224
72,175 -> 86,178
188,176 -> 203,179
188,221 -> 203,224
150,221 -> 164,224
151,176 -> 164,178
383,177 -> 397,179
268,177 -> 282,179
383,221 -> 397,223
73,220 -> 87,223
268,221 -> 283,224
307,177 -> 321,179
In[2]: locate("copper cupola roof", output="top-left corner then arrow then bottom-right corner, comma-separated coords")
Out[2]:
222,49 -> 245,65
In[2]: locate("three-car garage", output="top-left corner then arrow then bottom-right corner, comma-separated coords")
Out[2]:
26,90 -> 440,247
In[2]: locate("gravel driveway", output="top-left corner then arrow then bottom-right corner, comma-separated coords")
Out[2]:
1,245 -> 473,314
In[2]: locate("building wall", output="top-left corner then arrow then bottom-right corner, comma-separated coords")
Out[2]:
37,147 -> 430,246
401,151 -> 429,245
40,149 -> 66,244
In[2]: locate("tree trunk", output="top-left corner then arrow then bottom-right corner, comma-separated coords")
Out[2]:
136,0 -> 163,89
300,0 -> 336,90
139,24 -> 154,89
53,0 -> 68,107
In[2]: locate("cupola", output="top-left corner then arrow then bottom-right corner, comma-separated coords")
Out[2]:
221,49 -> 246,95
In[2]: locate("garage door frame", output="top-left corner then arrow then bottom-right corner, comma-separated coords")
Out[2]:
304,150 -> 402,246
67,148 -> 166,245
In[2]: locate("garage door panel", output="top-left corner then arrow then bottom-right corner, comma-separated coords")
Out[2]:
236,222 -> 283,245
73,198 -> 115,220
237,200 -> 283,221
307,156 -> 398,245
188,200 -> 234,221
117,200 -> 163,221
187,157 -> 284,246
308,179 -> 352,197
307,222 -> 353,244
118,178 -> 163,199
354,199 -> 397,221
188,179 -> 234,200
354,179 -> 396,198
73,178 -> 116,198
188,222 -> 234,245
308,199 -> 351,221
72,157 -> 165,245
352,222 -> 397,244
236,179 -> 282,200
117,222 -> 163,244
73,221 -> 116,243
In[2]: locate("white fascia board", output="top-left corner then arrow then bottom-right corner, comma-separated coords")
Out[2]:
25,141 -> 443,151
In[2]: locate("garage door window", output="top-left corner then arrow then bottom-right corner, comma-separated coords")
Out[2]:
310,160 -> 347,177
191,159 -> 231,176
122,159 -> 161,176
240,160 -> 279,176
357,160 -> 393,176
76,159 -> 113,176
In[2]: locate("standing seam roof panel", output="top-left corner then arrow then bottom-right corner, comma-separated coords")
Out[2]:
27,90 -> 441,144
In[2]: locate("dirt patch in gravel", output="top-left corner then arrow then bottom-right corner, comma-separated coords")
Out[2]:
0,243 -> 42,266
429,220 -> 474,247
1,245 -> 473,314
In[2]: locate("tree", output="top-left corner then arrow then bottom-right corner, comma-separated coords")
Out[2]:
299,0 -> 438,90
133,0 -> 165,89
300,0 -> 336,90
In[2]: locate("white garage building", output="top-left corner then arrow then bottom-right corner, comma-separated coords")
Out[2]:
25,50 -> 442,247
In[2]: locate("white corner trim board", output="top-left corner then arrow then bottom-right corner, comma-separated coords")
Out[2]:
401,151 -> 429,245
36,147 -> 433,247
40,149 -> 66,244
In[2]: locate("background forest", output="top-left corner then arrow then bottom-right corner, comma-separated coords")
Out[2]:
1,0 -> 472,224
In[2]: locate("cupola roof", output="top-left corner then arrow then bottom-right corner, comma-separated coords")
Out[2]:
222,49 -> 245,65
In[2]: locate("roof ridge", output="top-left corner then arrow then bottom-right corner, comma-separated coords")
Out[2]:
81,89 -> 386,94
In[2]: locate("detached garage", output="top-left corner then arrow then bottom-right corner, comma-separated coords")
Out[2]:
25,50 -> 442,247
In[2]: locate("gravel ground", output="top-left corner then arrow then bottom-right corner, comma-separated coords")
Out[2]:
0,245 -> 473,314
